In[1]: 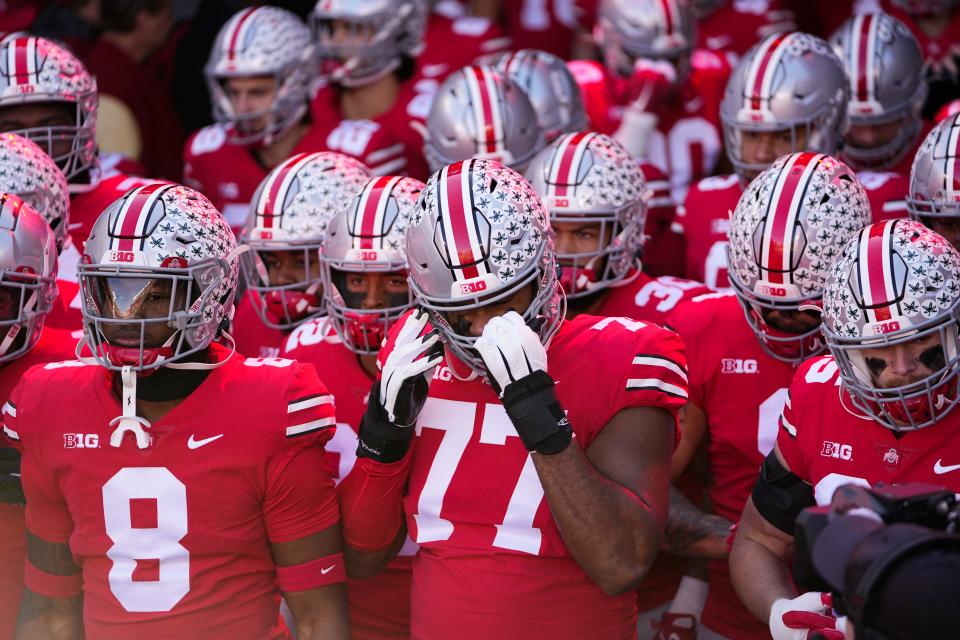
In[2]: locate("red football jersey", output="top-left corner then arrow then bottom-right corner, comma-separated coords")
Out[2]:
231,295 -> 287,359
778,355 -> 960,504
498,0 -> 587,59
677,173 -> 743,289
858,170 -> 909,222
596,272 -> 712,327
696,0 -> 796,65
666,292 -> 797,639
418,8 -> 511,81
70,171 -> 154,250
182,123 -> 329,233
308,81 -> 432,182
0,328 -> 79,640
5,344 -> 338,640
283,320 -> 415,640
639,162 -> 687,278
379,313 -> 687,639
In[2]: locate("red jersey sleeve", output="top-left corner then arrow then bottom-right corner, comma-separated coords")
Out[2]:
9,377 -> 74,542
774,356 -> 838,481
665,293 -> 729,408
263,363 -> 339,543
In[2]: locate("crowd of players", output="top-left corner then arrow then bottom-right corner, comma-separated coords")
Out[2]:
0,0 -> 959,639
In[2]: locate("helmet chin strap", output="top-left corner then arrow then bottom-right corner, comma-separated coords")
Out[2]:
0,288 -> 36,357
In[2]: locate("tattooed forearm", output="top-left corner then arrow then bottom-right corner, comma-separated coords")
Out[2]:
663,486 -> 733,558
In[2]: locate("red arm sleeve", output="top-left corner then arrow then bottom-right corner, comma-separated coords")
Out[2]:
337,453 -> 413,552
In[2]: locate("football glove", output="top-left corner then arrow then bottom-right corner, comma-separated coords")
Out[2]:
769,592 -> 849,640
475,312 -> 571,455
358,310 -> 443,463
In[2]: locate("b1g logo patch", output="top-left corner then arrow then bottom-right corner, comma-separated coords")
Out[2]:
720,358 -> 758,374
820,440 -> 853,461
64,433 -> 100,448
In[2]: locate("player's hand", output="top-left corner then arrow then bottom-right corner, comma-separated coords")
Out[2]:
475,311 -> 571,455
0,447 -> 24,505
624,58 -> 676,113
769,592 -> 849,640
378,309 -> 443,425
358,310 -> 443,464
474,311 -> 548,393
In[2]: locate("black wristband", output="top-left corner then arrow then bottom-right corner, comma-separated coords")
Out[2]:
357,383 -> 416,464
500,370 -> 572,455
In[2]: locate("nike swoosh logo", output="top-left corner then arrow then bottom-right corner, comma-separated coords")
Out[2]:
934,459 -> 960,474
320,565 -> 336,575
187,434 -> 224,449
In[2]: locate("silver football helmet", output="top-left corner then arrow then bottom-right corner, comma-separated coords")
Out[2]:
79,183 -> 239,371
206,7 -> 316,146
830,12 -> 927,170
424,65 -> 545,173
822,219 -> 960,431
240,152 -> 372,330
727,152 -> 871,364
494,49 -> 588,143
406,159 -> 563,375
0,133 -> 69,250
525,131 -> 647,299
721,32 -> 850,179
906,113 -> 960,220
0,192 -> 58,364
320,175 -> 423,354
0,36 -> 98,182
594,0 -> 696,77
310,0 -> 428,87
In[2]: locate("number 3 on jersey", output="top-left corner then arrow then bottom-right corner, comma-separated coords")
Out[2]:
102,467 -> 189,612
414,398 -> 545,555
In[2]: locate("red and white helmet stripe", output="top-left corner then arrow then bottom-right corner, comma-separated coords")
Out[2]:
353,175 -> 403,250
658,0 -> 680,39
544,131 -> 596,198
857,220 -> 900,324
7,37 -> 38,88
437,160 -> 489,281
849,13 -> 881,112
744,32 -> 792,113
463,66 -> 506,156
222,7 -> 260,62
109,183 -> 174,252
759,152 -> 824,283
253,152 -> 314,231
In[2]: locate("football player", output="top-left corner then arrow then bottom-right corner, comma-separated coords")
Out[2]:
5,183 -> 349,639
525,131 -> 710,324
829,11 -> 928,221
0,133 -> 80,330
526,131 -> 710,640
667,152 -> 872,640
0,195 -> 77,640
729,219 -> 960,640
309,0 -> 435,181
585,0 -> 731,203
418,0 -> 511,80
337,158 -> 687,638
0,36 -> 152,251
185,6 -> 320,233
423,64 -> 545,172
284,175 -> 423,640
235,152 -> 372,358
907,112 -> 960,251
680,32 -> 849,288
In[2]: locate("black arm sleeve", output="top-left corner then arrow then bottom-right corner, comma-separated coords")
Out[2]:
751,451 -> 815,535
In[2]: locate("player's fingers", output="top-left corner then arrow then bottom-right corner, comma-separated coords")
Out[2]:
781,611 -> 837,629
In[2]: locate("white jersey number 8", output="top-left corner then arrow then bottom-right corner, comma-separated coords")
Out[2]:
102,467 -> 190,612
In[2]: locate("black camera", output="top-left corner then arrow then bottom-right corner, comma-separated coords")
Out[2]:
794,483 -> 960,640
